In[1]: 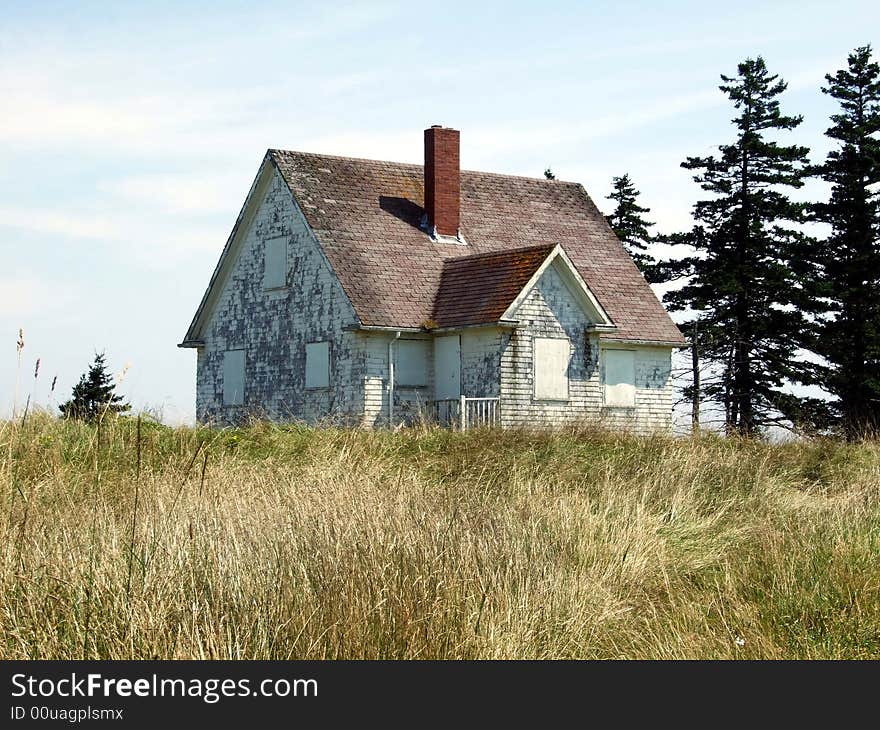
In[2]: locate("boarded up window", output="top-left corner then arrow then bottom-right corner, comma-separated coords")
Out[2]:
396,339 -> 429,386
305,341 -> 330,388
264,236 -> 287,289
223,350 -> 245,406
533,337 -> 569,400
604,349 -> 635,407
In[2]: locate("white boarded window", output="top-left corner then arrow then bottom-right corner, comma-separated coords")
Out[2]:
533,337 -> 570,400
264,236 -> 287,289
223,350 -> 245,406
305,341 -> 330,388
396,339 -> 430,387
604,349 -> 636,407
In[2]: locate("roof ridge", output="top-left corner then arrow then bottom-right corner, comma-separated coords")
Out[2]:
268,148 -> 580,185
443,243 -> 556,264
269,148 -> 423,169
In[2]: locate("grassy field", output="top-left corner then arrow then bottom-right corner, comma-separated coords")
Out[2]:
1,413 -> 879,659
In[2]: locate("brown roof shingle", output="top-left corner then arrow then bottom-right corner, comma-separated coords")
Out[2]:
432,244 -> 556,328
269,149 -> 685,345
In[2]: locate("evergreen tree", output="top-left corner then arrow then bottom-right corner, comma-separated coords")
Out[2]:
662,57 -> 813,436
605,174 -> 663,281
810,46 -> 880,439
59,352 -> 130,421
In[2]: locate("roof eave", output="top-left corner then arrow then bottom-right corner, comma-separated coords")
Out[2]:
599,336 -> 688,348
345,324 -> 425,334
348,320 -> 521,334
432,320 -> 520,333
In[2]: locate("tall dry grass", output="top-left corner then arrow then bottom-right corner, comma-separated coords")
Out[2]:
1,412 -> 879,659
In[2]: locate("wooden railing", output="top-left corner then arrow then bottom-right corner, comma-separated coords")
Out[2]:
432,396 -> 500,430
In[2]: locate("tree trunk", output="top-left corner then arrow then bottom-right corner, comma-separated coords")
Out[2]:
735,104 -> 754,438
735,333 -> 754,436
724,342 -> 735,433
691,318 -> 701,434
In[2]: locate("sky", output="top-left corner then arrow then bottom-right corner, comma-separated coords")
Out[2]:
1,0 -> 877,424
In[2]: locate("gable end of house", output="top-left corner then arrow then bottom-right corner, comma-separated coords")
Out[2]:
179,153 -> 362,347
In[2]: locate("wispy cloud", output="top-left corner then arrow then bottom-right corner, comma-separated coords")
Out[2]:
0,273 -> 79,319
0,208 -> 122,240
0,204 -> 225,264
99,172 -> 248,215
0,2 -> 403,158
464,88 -> 726,168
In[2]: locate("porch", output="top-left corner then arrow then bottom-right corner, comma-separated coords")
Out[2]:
429,396 -> 501,429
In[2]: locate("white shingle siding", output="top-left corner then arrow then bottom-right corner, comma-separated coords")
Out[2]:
499,263 -> 598,426
357,332 -> 434,427
498,261 -> 673,434
359,332 -> 390,427
460,329 -> 502,398
196,167 -> 361,425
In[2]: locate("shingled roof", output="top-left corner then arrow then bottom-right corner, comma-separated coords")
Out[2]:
268,150 -> 684,345
432,244 -> 556,328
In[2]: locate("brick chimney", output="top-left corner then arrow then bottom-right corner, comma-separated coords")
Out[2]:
424,125 -> 460,238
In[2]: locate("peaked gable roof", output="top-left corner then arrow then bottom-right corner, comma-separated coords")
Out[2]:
432,243 -> 614,330
183,150 -> 686,346
432,244 -> 556,328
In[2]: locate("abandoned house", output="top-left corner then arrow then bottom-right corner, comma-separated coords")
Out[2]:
179,126 -> 686,430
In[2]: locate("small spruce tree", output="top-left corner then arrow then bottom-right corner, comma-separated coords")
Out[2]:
59,352 -> 130,421
605,174 -> 659,280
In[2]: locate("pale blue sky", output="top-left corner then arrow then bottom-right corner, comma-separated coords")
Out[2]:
1,0 -> 876,423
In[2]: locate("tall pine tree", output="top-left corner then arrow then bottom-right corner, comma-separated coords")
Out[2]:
810,45 -> 880,439
59,352 -> 130,421
605,174 -> 658,279
663,57 -> 812,436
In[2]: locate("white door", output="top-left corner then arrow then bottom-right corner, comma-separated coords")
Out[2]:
434,335 -> 461,400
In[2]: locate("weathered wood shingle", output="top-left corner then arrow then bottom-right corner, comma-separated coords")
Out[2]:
432,245 -> 555,328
